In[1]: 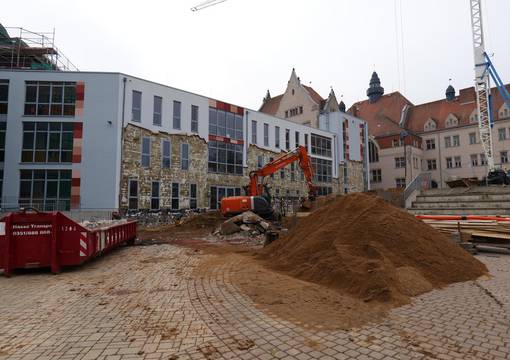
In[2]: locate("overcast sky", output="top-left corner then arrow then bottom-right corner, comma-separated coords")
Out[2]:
3,0 -> 510,109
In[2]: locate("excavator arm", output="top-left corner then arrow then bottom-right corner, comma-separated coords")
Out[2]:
248,146 -> 317,199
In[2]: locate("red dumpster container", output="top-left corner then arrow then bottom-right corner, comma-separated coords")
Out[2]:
0,209 -> 137,277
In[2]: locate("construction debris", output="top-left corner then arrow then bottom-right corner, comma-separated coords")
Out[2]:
260,193 -> 488,305
216,211 -> 274,237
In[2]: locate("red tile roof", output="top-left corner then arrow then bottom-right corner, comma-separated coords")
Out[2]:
303,85 -> 325,104
348,92 -> 413,137
258,94 -> 283,115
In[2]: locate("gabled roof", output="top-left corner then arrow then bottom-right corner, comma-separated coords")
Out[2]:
258,94 -> 283,115
348,91 -> 413,137
303,85 -> 325,105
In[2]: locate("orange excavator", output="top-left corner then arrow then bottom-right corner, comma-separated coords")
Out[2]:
220,146 -> 317,218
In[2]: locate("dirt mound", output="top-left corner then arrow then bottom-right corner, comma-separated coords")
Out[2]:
176,211 -> 223,230
261,193 -> 487,305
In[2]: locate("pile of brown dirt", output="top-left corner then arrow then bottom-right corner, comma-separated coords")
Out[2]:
176,211 -> 224,230
260,193 -> 487,305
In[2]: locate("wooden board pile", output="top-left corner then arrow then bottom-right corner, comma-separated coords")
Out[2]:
420,218 -> 510,253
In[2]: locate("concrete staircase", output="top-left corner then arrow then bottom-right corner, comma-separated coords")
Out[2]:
408,186 -> 510,215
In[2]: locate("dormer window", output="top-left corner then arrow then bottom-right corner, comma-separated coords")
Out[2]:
470,109 -> 479,123
424,118 -> 437,132
292,89 -> 295,95
445,114 -> 458,128
499,104 -> 510,119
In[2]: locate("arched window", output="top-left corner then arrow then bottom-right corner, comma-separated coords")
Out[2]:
368,140 -> 379,163
445,114 -> 458,128
424,118 -> 437,132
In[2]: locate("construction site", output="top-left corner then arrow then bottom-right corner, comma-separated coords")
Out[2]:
1,0 -> 510,359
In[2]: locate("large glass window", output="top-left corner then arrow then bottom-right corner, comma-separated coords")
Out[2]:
0,80 -> 8,115
141,137 -> 151,168
181,143 -> 189,170
22,122 -> 73,163
190,183 -> 197,209
151,181 -> 160,210
19,169 -> 71,211
251,120 -> 257,144
24,81 -> 76,117
191,105 -> 199,133
208,107 -> 243,175
312,157 -> 332,183
275,126 -> 280,148
311,134 -> 332,157
264,123 -> 269,146
295,131 -> 300,147
171,182 -> 179,210
285,129 -> 290,150
368,140 -> 379,163
173,101 -> 181,129
128,179 -> 138,209
162,139 -> 171,168
153,96 -> 162,126
132,91 -> 141,122
0,121 -> 5,162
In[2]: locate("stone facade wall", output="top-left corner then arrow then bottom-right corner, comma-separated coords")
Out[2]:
121,124 -> 357,211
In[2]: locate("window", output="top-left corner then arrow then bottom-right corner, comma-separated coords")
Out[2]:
469,132 -> 477,145
312,157 -> 332,183
395,157 -> 405,168
305,134 -> 309,150
501,151 -> 508,164
471,154 -> 478,167
444,136 -> 452,148
426,159 -> 437,170
269,157 -> 274,179
499,128 -> 507,141
141,137 -> 151,168
454,156 -> 462,168
208,108 -> 243,175
295,131 -> 300,147
153,96 -> 162,126
392,139 -> 404,147
151,181 -> 160,210
24,81 -> 76,117
480,153 -> 487,165
275,126 -> 280,148
257,155 -> 264,169
311,134 -> 332,157
251,120 -> 257,144
447,156 -> 461,168
413,157 -> 419,169
299,106 -> 303,114
369,141 -> 379,162
290,163 -> 295,181
280,167 -> 285,179
162,140 -> 171,168
128,179 -> 138,209
132,90 -> 141,122
0,169 -> 3,206
285,111 -> 289,118
190,184 -> 197,209
0,121 -> 5,162
285,129 -> 290,150
371,169 -> 382,183
173,101 -> 181,129
424,119 -> 436,132
395,178 -> 406,188
19,169 -> 72,211
425,139 -> 435,150
191,105 -> 199,133
209,186 -> 241,209
171,182 -> 179,210
264,123 -> 269,146
21,122 -> 74,163
181,143 -> 189,170
452,135 -> 460,147
0,80 -> 8,115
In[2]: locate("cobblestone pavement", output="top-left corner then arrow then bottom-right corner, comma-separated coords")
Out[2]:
0,244 -> 509,360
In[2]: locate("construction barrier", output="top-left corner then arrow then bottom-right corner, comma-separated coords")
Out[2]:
0,208 -> 137,277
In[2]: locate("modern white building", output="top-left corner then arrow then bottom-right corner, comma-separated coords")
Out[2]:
0,70 -> 368,214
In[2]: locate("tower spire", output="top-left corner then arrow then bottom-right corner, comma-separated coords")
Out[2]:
367,71 -> 384,103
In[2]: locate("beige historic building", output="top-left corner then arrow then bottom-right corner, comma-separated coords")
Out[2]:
350,72 -> 510,190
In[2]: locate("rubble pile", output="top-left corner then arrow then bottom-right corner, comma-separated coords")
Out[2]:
215,211 -> 274,237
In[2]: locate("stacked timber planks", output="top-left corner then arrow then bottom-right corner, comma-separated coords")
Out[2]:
417,215 -> 510,253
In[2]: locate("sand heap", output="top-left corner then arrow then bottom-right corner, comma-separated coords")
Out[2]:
261,193 -> 487,305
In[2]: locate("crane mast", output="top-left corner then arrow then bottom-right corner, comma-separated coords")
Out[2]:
470,0 -> 495,171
